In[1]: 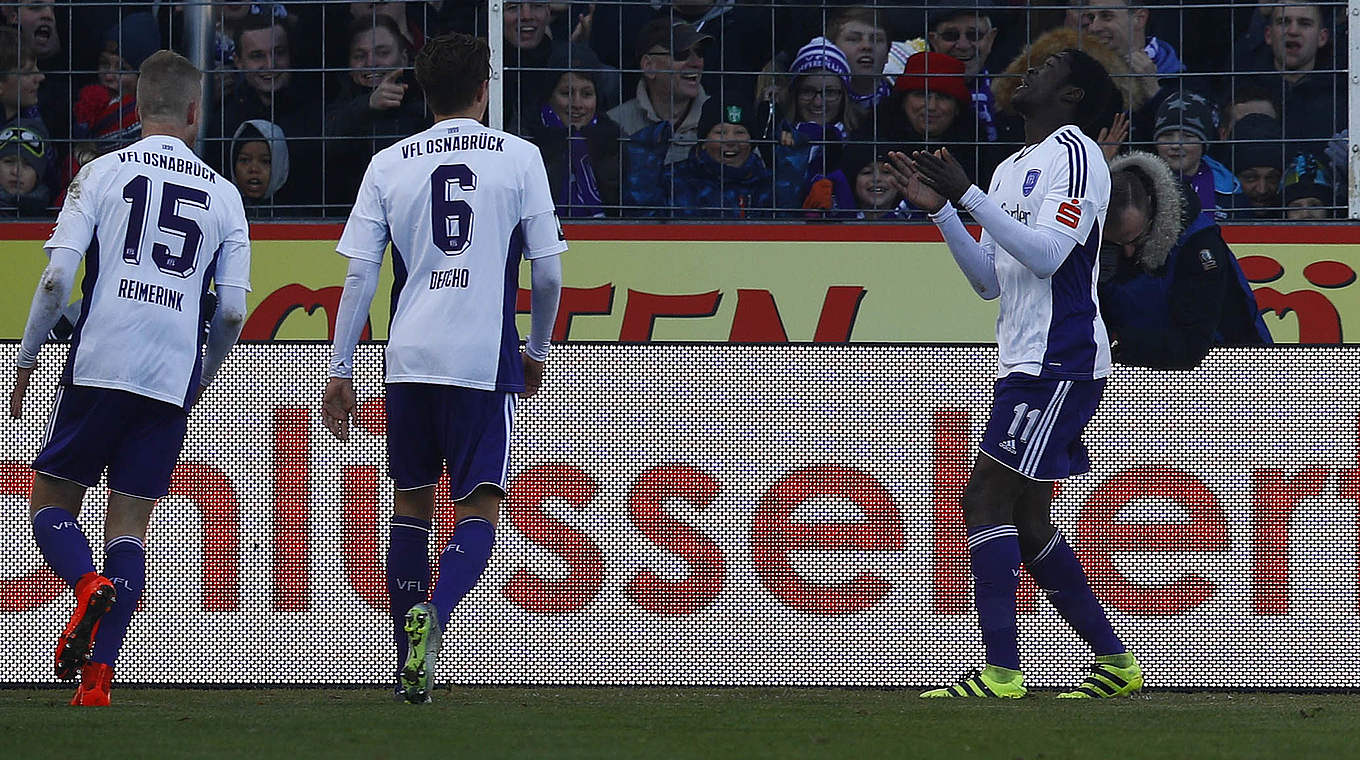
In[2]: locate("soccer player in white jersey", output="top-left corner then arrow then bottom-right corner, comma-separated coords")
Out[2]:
321,33 -> 564,704
887,48 -> 1142,699
8,51 -> 251,706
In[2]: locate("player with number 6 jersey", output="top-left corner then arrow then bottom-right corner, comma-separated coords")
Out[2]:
322,33 -> 564,705
9,51 -> 251,707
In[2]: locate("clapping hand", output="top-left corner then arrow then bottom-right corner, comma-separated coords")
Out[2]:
905,147 -> 973,205
886,151 -> 946,213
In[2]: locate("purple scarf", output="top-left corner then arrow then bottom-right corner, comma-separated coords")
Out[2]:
541,105 -> 604,218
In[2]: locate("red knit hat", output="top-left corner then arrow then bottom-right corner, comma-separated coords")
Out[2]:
892,52 -> 970,105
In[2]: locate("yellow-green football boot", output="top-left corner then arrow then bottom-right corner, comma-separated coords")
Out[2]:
921,665 -> 1027,698
1057,653 -> 1143,698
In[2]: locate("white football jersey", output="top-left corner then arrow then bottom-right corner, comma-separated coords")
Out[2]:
45,135 -> 252,408
337,117 -> 567,391
984,124 -> 1111,380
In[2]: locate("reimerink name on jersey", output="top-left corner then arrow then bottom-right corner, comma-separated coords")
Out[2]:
401,134 -> 505,160
117,148 -> 216,183
117,277 -> 184,311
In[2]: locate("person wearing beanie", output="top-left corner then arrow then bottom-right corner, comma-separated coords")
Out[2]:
624,94 -> 807,218
0,121 -> 53,214
926,2 -> 1001,142
774,36 -> 859,194
1152,91 -> 1240,223
1279,151 -> 1332,220
1227,112 -> 1286,218
1100,151 -> 1272,370
872,51 -> 985,181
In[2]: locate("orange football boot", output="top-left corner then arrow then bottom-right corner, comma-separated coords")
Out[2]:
55,573 -> 116,680
69,662 -> 113,706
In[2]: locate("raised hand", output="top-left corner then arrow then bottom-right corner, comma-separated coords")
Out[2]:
1097,111 -> 1129,163
909,147 -> 973,205
369,69 -> 407,111
886,151 -> 945,213
570,3 -> 597,44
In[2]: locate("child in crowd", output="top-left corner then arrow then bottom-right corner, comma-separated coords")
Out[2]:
801,142 -> 914,220
230,119 -> 291,215
1280,151 -> 1332,220
1152,91 -> 1239,223
0,121 -> 53,214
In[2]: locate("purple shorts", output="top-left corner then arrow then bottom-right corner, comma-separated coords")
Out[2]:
33,384 -> 189,499
385,382 -> 516,501
979,374 -> 1106,481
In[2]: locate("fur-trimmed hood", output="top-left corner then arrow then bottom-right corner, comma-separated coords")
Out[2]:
1109,151 -> 1186,273
991,28 -> 1155,117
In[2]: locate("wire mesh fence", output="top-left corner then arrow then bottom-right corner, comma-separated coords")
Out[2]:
0,1 -> 1352,220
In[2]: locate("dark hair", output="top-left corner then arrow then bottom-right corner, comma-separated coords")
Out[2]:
233,14 -> 291,61
416,33 -> 489,115
348,15 -> 407,56
0,27 -> 35,74
1110,166 -> 1152,219
1062,48 -> 1122,139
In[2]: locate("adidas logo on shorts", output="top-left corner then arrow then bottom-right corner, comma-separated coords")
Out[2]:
999,439 -> 1018,455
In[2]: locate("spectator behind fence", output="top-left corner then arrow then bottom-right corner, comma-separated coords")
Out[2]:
217,14 -> 322,210
348,1 -> 438,59
0,26 -> 47,137
502,2 -> 620,135
647,0 -> 773,103
609,19 -> 712,166
1152,91 -> 1238,222
1066,0 -> 1186,142
801,141 -> 911,220
1100,151 -> 1271,370
990,27 -> 1143,156
3,0 -> 68,142
522,68 -> 623,217
828,6 -> 893,118
230,119 -> 291,216
0,121 -> 52,214
873,52 -> 984,182
774,37 -> 859,190
624,94 -> 805,218
1218,84 -> 1278,142
1228,112 -> 1285,219
1280,151 -> 1332,220
926,2 -> 1000,143
1230,3 -> 1344,156
325,16 -> 428,208
66,12 -> 160,189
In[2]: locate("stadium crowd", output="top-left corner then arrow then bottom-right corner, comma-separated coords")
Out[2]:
0,0 -> 1350,219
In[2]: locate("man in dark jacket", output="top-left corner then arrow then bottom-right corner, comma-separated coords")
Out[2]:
1100,152 -> 1272,370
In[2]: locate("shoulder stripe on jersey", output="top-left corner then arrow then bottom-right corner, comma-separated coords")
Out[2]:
1056,132 -> 1077,197
1056,130 -> 1089,197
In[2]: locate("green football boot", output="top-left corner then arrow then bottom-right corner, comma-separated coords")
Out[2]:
400,602 -> 442,704
1057,653 -> 1143,699
921,666 -> 1027,698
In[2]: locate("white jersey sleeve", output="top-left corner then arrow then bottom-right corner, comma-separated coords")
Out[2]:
45,163 -> 105,254
215,190 -> 253,291
1034,128 -> 1102,246
336,160 -> 391,264
520,148 -> 568,260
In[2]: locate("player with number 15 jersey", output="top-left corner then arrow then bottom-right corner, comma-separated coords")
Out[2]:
323,33 -> 564,705
10,51 -> 250,707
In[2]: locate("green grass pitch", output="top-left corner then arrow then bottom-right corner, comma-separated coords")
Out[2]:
3,687 -> 1358,759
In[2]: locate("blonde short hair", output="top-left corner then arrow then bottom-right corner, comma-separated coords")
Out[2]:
136,50 -> 203,123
